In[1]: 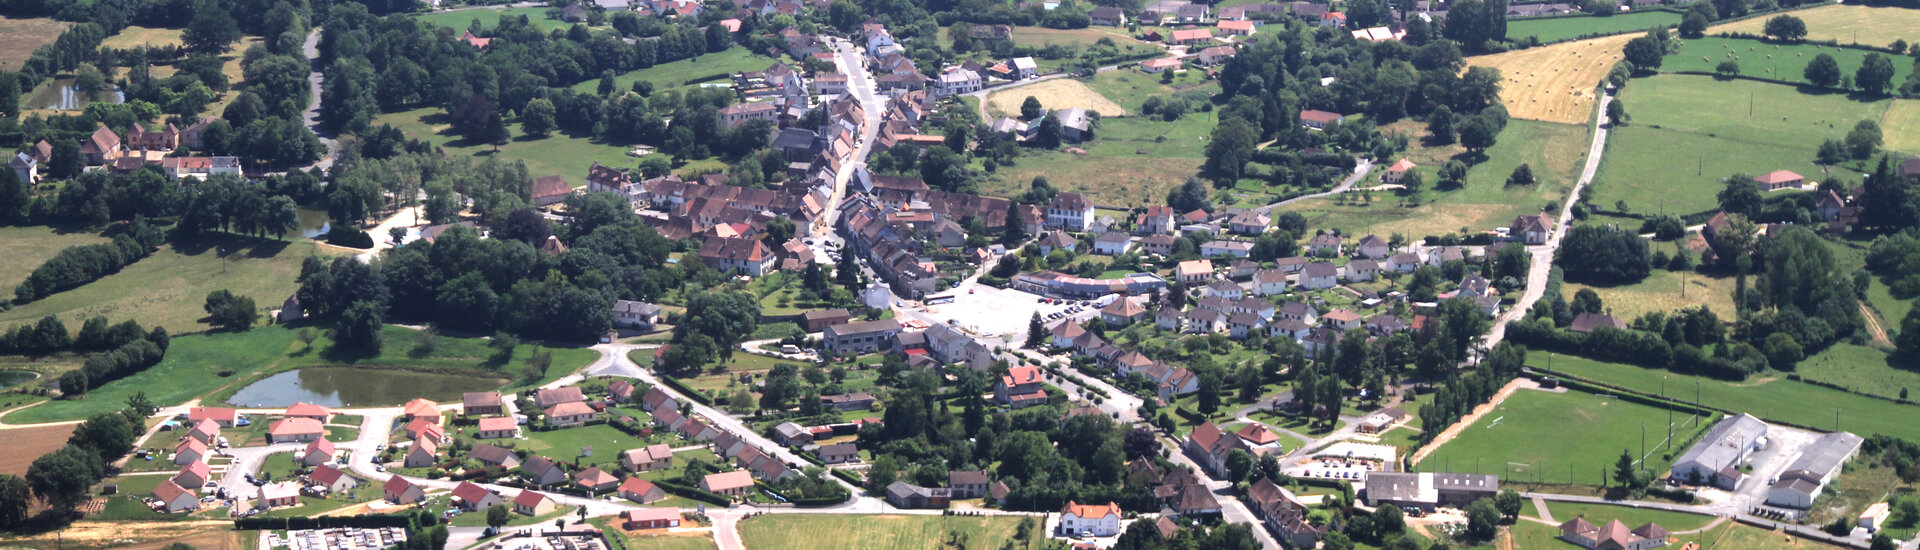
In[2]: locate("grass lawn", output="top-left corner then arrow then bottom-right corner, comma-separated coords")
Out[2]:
0,231 -> 317,331
1544,501 -> 1716,531
257,452 -> 299,481
1283,119 -> 1589,238
1417,388 -> 1710,485
449,503 -> 576,527
986,152 -> 1199,209
0,15 -> 71,71
1794,344 -> 1920,402
415,7 -> 575,32
326,426 -> 360,443
590,517 -> 716,550
1530,352 -> 1920,441
521,424 -> 665,470
1663,37 -> 1915,86
0,226 -> 111,295
101,25 -> 185,49
1866,276 -> 1913,339
737,514 -> 1039,550
1589,74 -> 1883,216
567,46 -> 778,96
1081,68 -> 1217,113
92,474 -> 200,522
1562,264 -> 1738,321
1882,100 -> 1920,154
1706,3 -> 1920,45
1505,11 -> 1684,43
373,106 -> 652,188
259,494 -> 371,518
1083,109 -> 1218,159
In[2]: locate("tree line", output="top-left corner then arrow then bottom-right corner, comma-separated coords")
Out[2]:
12,217 -> 165,304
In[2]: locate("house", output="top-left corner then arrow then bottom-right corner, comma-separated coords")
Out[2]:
383,476 -> 427,504
405,437 -> 439,468
174,438 -> 208,465
470,443 -> 522,469
885,481 -> 952,509
1568,312 -> 1627,334
1365,314 -> 1409,336
475,416 -> 519,439
772,421 -> 813,447
405,418 -> 443,441
561,4 -> 588,21
802,309 -> 852,331
1235,423 -> 1281,448
1344,259 -> 1379,282
1176,259 -> 1214,284
1253,269 -> 1290,296
612,300 -> 662,330
1558,518 -> 1671,550
1038,230 -> 1077,254
680,418 -> 721,441
1141,57 -> 1183,73
1861,502 -> 1891,532
1089,6 -> 1128,25
619,477 -> 668,504
544,402 -> 597,426
462,392 -> 505,416
1141,234 -> 1179,256
307,464 -> 359,494
996,366 -> 1048,408
619,444 -> 674,473
522,456 -> 569,486
79,126 -> 122,165
172,460 -> 212,489
513,490 -> 557,516
153,480 -> 198,513
1138,206 -> 1177,235
1009,57 -> 1038,78
1093,232 -> 1134,255
532,175 -> 572,207
1299,109 -> 1345,129
823,319 -> 901,355
822,392 -> 876,411
935,68 -> 982,97
1047,192 -> 1095,231
9,152 -> 37,184
702,470 -> 756,496
1226,211 -> 1269,235
451,481 -> 503,511
1362,472 -> 1500,512
697,237 -> 777,276
268,417 -> 324,444
1670,413 -> 1769,489
1205,280 -> 1243,300
1228,312 -> 1267,339
1754,170 -> 1805,191
402,398 -> 441,423
608,380 -> 635,404
301,438 -> 336,467
576,467 -> 620,493
1307,234 -> 1342,256
1101,299 -> 1150,326
717,102 -> 779,129
640,387 -> 676,413
1766,431 -> 1863,508
945,470 -> 990,499
1183,422 -> 1246,476
1202,240 -> 1253,258
623,508 -> 682,530
1512,212 -> 1554,245
1300,262 -> 1338,289
185,419 -> 221,446
1061,501 -> 1124,537
1356,407 -> 1407,433
1383,158 -> 1417,184
1355,234 -> 1390,258
189,406 -> 240,428
1323,309 -> 1362,331
819,443 -> 859,464
1196,45 -> 1237,65
813,72 -> 849,95
1217,19 -> 1255,36
1384,252 -> 1423,273
1168,28 -> 1213,45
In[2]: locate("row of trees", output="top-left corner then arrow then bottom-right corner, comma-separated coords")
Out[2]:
13,218 -> 164,303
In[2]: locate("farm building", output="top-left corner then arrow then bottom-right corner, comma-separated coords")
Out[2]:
1362,472 -> 1499,512
1670,413 -> 1768,490
1765,431 -> 1863,508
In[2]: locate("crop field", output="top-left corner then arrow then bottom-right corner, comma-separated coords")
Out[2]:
1882,100 -> 1920,154
737,514 -> 1038,550
1417,388 -> 1710,485
1279,119 -> 1589,238
101,26 -> 186,49
1505,11 -> 1684,44
1530,352 -> 1920,441
0,16 -> 71,70
1663,37 -> 1916,86
0,233 -> 320,334
1468,33 -> 1634,124
987,78 -> 1128,116
1588,74 -> 1886,215
567,46 -> 777,96
1707,4 -> 1920,45
1562,263 -> 1739,321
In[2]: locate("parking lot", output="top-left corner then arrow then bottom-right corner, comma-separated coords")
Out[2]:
912,283 -> 1099,343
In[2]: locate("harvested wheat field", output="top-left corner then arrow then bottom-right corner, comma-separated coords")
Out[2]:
0,16 -> 72,71
1708,4 -> 1920,45
1468,33 -> 1634,124
987,78 -> 1128,117
0,423 -> 78,477
1881,100 -> 1920,155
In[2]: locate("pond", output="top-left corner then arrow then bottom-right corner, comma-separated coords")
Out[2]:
296,207 -> 331,238
26,77 -> 125,111
225,367 -> 506,408
0,370 -> 39,391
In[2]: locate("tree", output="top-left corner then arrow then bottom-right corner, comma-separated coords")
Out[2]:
1606,98 -> 1628,127
1427,105 -> 1456,144
1898,307 -> 1920,365
1623,35 -> 1665,72
0,168 -> 27,224
1204,118 -> 1259,187
1020,96 -> 1043,120
1506,164 -> 1535,186
1458,115 -> 1499,153
1494,489 -> 1524,520
1197,372 -> 1222,415
1466,498 -> 1501,540
1557,224 -> 1652,284
204,289 -> 257,331
1032,116 -> 1063,149
0,474 -> 27,528
126,391 -> 157,417
1680,11 -> 1709,38
1494,243 -> 1530,281
332,300 -> 386,355
27,445 -> 102,512
69,412 -> 137,465
49,138 -> 83,179
1847,120 -> 1883,160
1026,313 -> 1046,348
1716,60 -> 1740,77
1717,175 -> 1764,218
1805,53 -> 1842,87
183,1 -> 243,52
1613,449 -> 1643,491
1763,15 -> 1808,41
1166,177 -> 1211,213
1856,53 -> 1896,95
522,98 -> 557,137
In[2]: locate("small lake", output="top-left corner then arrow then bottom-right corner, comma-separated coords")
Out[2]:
0,370 -> 39,391
226,367 -> 506,408
26,77 -> 125,111
296,207 -> 332,238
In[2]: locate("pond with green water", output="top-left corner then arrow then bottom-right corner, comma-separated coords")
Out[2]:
226,367 -> 505,408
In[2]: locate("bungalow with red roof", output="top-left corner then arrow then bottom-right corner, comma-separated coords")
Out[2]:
544,402 -> 598,426
1299,109 -> 1345,129
189,406 -> 239,427
1169,28 -> 1213,45
384,476 -> 427,504
619,477 -> 668,504
301,438 -> 336,467
1754,170 -> 1805,191
462,391 -> 505,416
535,387 -> 587,409
512,490 -> 557,516
186,419 -> 221,445
307,464 -> 359,494
403,399 -> 441,423
1061,501 -> 1124,537
268,417 -> 325,444
995,366 -> 1047,408
576,467 -> 621,493
1140,57 -> 1182,73
476,416 -> 519,439
1216,19 -> 1255,36
622,444 -> 675,472
624,508 -> 683,529
172,460 -> 212,489
451,481 -> 504,511
258,482 -> 301,509
405,418 -> 443,441
284,402 -> 332,422
1383,159 -> 1417,184
175,437 -> 208,465
702,470 -> 756,496
154,479 -> 198,513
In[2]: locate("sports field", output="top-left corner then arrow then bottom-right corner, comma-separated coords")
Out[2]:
1530,352 -> 1920,442
1707,4 -> 1920,45
1588,74 -> 1885,215
988,78 -> 1128,116
0,16 -> 71,71
1505,11 -> 1683,44
1663,37 -> 1915,86
1883,100 -> 1920,154
1468,33 -> 1634,124
1417,388 -> 1710,485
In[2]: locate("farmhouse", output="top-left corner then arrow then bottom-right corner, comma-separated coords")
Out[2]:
1765,431 -> 1863,508
1362,472 -> 1500,512
1671,413 -> 1769,490
1754,170 -> 1805,191
1559,518 -> 1671,550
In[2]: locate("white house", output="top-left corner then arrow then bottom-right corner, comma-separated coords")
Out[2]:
1046,192 -> 1094,231
1009,57 -> 1038,78
1300,262 -> 1338,290
936,68 -> 982,96
1253,269 -> 1289,296
1060,501 -> 1123,537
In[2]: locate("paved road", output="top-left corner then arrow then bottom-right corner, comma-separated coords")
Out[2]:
814,38 -> 884,235
299,29 -> 340,174
1158,438 -> 1282,550
1253,158 -> 1374,214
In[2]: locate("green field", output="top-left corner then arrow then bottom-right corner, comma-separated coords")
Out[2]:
1531,352 -> 1920,441
1663,37 -> 1916,86
737,514 -> 1040,550
1543,501 -> 1716,531
0,226 -> 111,301
567,46 -> 779,97
521,424 -> 669,470
1505,11 -> 1684,43
1417,388 -> 1709,485
415,7 -> 574,32
373,107 -> 665,187
3,324 -> 594,424
0,232 -> 320,333
1283,119 -> 1590,238
1562,263 -> 1739,322
1080,65 -> 1217,113
1590,75 -> 1884,216
1795,344 -> 1920,401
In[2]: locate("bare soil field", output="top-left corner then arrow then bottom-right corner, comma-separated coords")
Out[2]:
987,78 -> 1128,116
1708,4 -> 1920,45
0,16 -> 72,71
0,423 -> 79,477
1468,33 -> 1634,124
